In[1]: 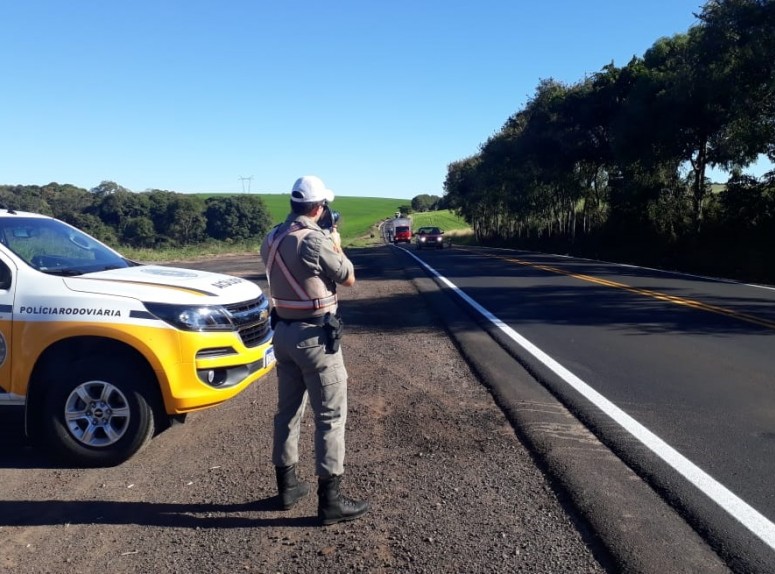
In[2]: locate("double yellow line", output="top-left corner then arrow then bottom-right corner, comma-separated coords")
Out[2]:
465,248 -> 775,330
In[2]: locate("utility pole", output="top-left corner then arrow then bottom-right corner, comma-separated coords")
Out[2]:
238,176 -> 253,194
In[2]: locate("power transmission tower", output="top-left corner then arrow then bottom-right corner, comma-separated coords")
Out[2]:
238,176 -> 253,194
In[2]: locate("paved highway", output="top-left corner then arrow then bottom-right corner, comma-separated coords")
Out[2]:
401,243 -> 775,573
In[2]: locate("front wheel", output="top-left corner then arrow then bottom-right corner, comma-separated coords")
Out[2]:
41,360 -> 157,467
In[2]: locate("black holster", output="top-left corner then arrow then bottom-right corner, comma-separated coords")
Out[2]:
323,312 -> 344,353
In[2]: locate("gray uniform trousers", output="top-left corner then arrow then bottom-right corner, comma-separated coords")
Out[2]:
271,320 -> 348,478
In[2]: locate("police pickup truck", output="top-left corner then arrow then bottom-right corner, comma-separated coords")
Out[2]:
0,209 -> 275,466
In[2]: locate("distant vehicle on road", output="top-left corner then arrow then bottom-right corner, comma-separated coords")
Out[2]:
385,216 -> 412,244
415,226 -> 445,249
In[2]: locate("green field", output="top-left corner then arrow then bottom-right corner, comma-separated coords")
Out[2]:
194,193 -> 409,245
410,210 -> 470,234
139,194 -> 473,262
257,194 -> 408,243
252,195 -> 473,246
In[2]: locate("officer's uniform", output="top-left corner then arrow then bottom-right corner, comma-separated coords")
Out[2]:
260,213 -> 354,478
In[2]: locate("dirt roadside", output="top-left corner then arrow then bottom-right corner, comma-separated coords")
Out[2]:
0,247 -> 607,574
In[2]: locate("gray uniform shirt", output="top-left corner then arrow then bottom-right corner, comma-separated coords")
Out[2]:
260,214 -> 354,320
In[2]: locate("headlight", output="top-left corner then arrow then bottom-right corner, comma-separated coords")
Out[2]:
143,302 -> 235,331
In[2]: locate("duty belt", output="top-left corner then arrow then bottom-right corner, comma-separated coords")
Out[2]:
271,294 -> 337,311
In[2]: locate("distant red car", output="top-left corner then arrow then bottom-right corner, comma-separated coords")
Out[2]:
394,225 -> 412,243
415,226 -> 445,249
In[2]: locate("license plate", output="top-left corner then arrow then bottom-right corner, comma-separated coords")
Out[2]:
264,346 -> 276,368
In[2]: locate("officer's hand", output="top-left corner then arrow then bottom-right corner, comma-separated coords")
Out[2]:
330,229 -> 343,252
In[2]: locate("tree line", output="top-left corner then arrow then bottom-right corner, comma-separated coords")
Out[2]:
0,180 -> 272,249
444,0 -> 775,283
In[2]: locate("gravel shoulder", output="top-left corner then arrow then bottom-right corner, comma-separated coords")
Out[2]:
0,246 -> 606,574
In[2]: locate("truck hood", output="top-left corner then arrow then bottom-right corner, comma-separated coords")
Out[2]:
63,265 -> 262,305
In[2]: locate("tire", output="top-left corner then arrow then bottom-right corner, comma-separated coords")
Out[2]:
41,359 -> 157,467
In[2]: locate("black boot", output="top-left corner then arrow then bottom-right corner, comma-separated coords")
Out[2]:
317,475 -> 369,525
275,465 -> 310,510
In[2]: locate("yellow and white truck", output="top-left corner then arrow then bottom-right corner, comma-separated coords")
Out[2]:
0,209 -> 275,466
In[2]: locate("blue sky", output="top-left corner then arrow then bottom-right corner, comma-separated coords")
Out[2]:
1,1 -> 768,200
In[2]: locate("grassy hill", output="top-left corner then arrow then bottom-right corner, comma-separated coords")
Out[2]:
260,196 -> 473,246
184,193 -> 472,251
257,194 -> 408,242
411,210 -> 471,235
195,193 -> 409,245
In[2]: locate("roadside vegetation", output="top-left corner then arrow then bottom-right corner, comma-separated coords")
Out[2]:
410,210 -> 474,244
0,182 -> 457,261
444,0 -> 775,284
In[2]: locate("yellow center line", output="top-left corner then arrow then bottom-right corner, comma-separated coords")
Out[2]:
461,248 -> 775,330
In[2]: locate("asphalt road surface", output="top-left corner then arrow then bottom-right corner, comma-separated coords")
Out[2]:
398,243 -> 775,573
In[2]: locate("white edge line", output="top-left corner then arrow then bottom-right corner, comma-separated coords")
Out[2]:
402,246 -> 775,550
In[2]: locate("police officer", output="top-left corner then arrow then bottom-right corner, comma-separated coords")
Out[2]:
260,175 -> 369,525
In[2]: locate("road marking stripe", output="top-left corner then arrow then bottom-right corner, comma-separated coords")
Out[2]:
466,248 -> 775,330
404,247 -> 775,550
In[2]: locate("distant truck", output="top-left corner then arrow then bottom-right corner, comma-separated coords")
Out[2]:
385,217 -> 412,244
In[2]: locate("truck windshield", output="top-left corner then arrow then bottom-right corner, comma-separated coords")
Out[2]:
0,217 -> 131,275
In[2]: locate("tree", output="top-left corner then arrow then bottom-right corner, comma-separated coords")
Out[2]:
44,183 -> 94,221
90,180 -> 131,197
698,0 -> 775,164
66,212 -> 119,245
719,174 -> 775,230
145,190 -> 177,237
411,194 -> 440,212
204,195 -> 272,241
122,216 -> 156,248
92,189 -> 151,234
0,185 -> 52,214
169,196 -> 207,245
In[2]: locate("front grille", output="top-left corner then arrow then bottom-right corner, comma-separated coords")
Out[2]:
225,295 -> 271,348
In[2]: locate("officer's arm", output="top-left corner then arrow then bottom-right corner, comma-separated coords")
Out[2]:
331,229 -> 355,286
308,230 -> 355,287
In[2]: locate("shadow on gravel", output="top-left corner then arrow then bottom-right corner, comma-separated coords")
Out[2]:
0,498 -> 321,528
0,407 -> 58,469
